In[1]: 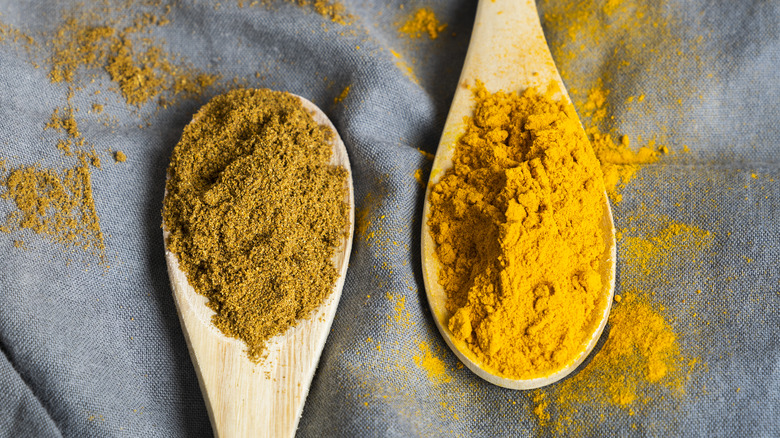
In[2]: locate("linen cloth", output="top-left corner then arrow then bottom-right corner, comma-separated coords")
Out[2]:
0,0 -> 778,436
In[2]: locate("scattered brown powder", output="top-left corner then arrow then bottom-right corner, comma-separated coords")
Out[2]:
0,154 -> 105,259
1,2 -> 227,262
48,9 -> 217,107
46,105 -> 81,139
0,19 -> 37,53
49,19 -> 116,84
106,38 -> 168,106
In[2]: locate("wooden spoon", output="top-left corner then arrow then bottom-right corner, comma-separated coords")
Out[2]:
163,95 -> 354,437
420,0 -> 616,389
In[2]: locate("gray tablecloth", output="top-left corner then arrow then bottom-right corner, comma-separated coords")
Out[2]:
1,0 -> 778,436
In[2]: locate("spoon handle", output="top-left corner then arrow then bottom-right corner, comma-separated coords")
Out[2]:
458,0 -> 564,95
431,0 -> 568,184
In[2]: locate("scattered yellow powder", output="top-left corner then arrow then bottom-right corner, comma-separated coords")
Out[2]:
579,85 -> 665,203
272,0 -> 352,25
91,103 -> 103,113
413,168 -> 425,187
583,86 -> 608,122
531,290 -> 690,435
532,391 -> 550,426
589,127 -> 660,202
413,342 -> 451,384
399,7 -> 447,40
602,0 -> 623,15
387,49 -> 418,84
334,85 -> 350,103
356,192 -> 376,241
568,291 -> 682,403
115,151 -> 127,163
387,293 -> 411,327
621,220 -> 713,284
417,148 -> 435,161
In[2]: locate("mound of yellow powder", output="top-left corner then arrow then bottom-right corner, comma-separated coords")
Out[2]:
428,84 -> 609,379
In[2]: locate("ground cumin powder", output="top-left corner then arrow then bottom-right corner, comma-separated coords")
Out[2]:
0,154 -> 105,259
0,3 -> 222,262
163,88 -> 349,361
428,83 -> 609,379
49,10 -> 216,107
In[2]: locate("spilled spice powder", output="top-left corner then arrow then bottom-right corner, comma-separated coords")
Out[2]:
0,154 -> 105,259
334,84 -> 350,103
0,2 -> 226,262
413,341 -> 451,384
253,0 -> 353,25
0,19 -> 36,49
579,84 -> 664,202
399,7 -> 447,40
163,89 -> 349,361
589,127 -> 659,202
48,9 -> 217,107
533,290 -> 688,435
304,0 -> 351,25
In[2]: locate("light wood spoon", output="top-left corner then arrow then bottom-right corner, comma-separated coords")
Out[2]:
163,95 -> 354,437
420,0 -> 616,390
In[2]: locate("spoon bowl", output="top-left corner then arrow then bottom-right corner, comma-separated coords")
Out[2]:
163,94 -> 354,437
420,0 -> 616,389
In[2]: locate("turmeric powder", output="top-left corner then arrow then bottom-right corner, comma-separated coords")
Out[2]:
399,8 -> 447,40
428,83 -> 609,379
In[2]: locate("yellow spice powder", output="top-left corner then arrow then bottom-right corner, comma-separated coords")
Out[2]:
334,85 -> 350,103
413,341 -> 452,384
399,8 -> 447,40
428,83 -> 609,379
536,290 -> 686,435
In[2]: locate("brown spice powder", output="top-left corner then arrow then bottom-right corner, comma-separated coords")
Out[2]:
163,88 -> 349,361
0,154 -> 105,259
48,10 -> 217,107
